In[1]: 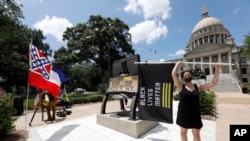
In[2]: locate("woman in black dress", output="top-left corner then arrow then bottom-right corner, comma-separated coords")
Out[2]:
172,61 -> 221,141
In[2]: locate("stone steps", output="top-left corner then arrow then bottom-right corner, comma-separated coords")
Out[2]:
206,73 -> 241,92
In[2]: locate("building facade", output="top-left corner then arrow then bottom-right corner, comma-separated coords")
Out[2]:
181,10 -> 250,83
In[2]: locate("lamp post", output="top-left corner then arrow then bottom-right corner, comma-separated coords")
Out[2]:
108,46 -> 110,80
108,43 -> 112,81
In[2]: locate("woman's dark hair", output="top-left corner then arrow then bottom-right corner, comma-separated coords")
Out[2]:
180,70 -> 193,79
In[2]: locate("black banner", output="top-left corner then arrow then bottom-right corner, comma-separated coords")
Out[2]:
138,63 -> 175,123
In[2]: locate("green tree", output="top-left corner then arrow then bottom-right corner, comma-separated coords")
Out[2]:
62,15 -> 135,90
242,32 -> 250,59
68,66 -> 88,90
53,46 -> 78,74
0,15 -> 28,93
0,1 -> 51,93
81,65 -> 102,90
0,20 -> 50,93
66,65 -> 102,91
0,0 -> 24,22
0,0 -> 24,46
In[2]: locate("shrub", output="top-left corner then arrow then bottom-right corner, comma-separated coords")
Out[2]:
68,94 -> 103,104
0,94 -> 17,136
172,91 -> 216,116
199,91 -> 216,115
173,93 -> 179,101
88,95 -> 103,102
23,93 -> 104,109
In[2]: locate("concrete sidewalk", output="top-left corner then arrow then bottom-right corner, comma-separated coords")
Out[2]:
14,92 -> 250,141
215,92 -> 250,141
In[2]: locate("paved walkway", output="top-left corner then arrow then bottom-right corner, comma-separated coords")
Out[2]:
215,92 -> 250,141
14,92 -> 250,141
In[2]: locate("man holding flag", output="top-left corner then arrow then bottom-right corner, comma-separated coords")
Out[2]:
28,44 -> 67,123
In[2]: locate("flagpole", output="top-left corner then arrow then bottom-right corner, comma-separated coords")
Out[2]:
24,41 -> 32,139
134,61 -> 231,65
24,85 -> 30,139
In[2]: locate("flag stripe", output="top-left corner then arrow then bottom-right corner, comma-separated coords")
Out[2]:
162,83 -> 165,107
165,83 -> 168,108
168,83 -> 171,108
166,83 -> 169,108
164,83 -> 167,108
161,82 -> 172,109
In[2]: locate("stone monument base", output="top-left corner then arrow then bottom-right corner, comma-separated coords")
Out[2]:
96,112 -> 159,138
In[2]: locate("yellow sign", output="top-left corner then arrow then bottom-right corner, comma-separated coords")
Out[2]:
107,75 -> 138,93
123,76 -> 132,81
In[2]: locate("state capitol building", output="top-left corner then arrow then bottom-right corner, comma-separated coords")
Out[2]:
170,8 -> 250,92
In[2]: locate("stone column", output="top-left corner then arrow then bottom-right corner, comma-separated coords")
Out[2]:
214,34 -> 216,43
209,55 -> 213,74
201,57 -> 204,71
218,53 -> 222,73
193,58 -> 195,69
228,51 -> 232,73
219,34 -> 222,44
218,53 -> 221,62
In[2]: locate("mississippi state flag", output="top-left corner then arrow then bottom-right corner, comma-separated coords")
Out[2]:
28,45 -> 67,98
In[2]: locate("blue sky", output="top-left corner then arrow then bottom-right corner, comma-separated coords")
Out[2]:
18,0 -> 250,62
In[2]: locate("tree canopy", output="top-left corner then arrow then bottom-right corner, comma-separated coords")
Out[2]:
0,0 -> 24,22
0,1 -> 51,93
62,15 -> 135,76
242,32 -> 250,59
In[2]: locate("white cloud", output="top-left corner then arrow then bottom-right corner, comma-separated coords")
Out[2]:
160,58 -> 165,62
124,0 -> 172,20
177,27 -> 184,34
129,20 -> 168,44
232,7 -> 241,15
125,0 -> 171,45
33,15 -> 73,42
124,0 -> 141,15
169,50 -> 185,56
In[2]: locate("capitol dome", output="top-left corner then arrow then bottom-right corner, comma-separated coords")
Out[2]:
182,9 -> 244,81
191,13 -> 223,34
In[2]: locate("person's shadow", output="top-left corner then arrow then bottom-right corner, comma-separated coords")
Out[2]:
139,124 -> 172,141
45,124 -> 80,141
